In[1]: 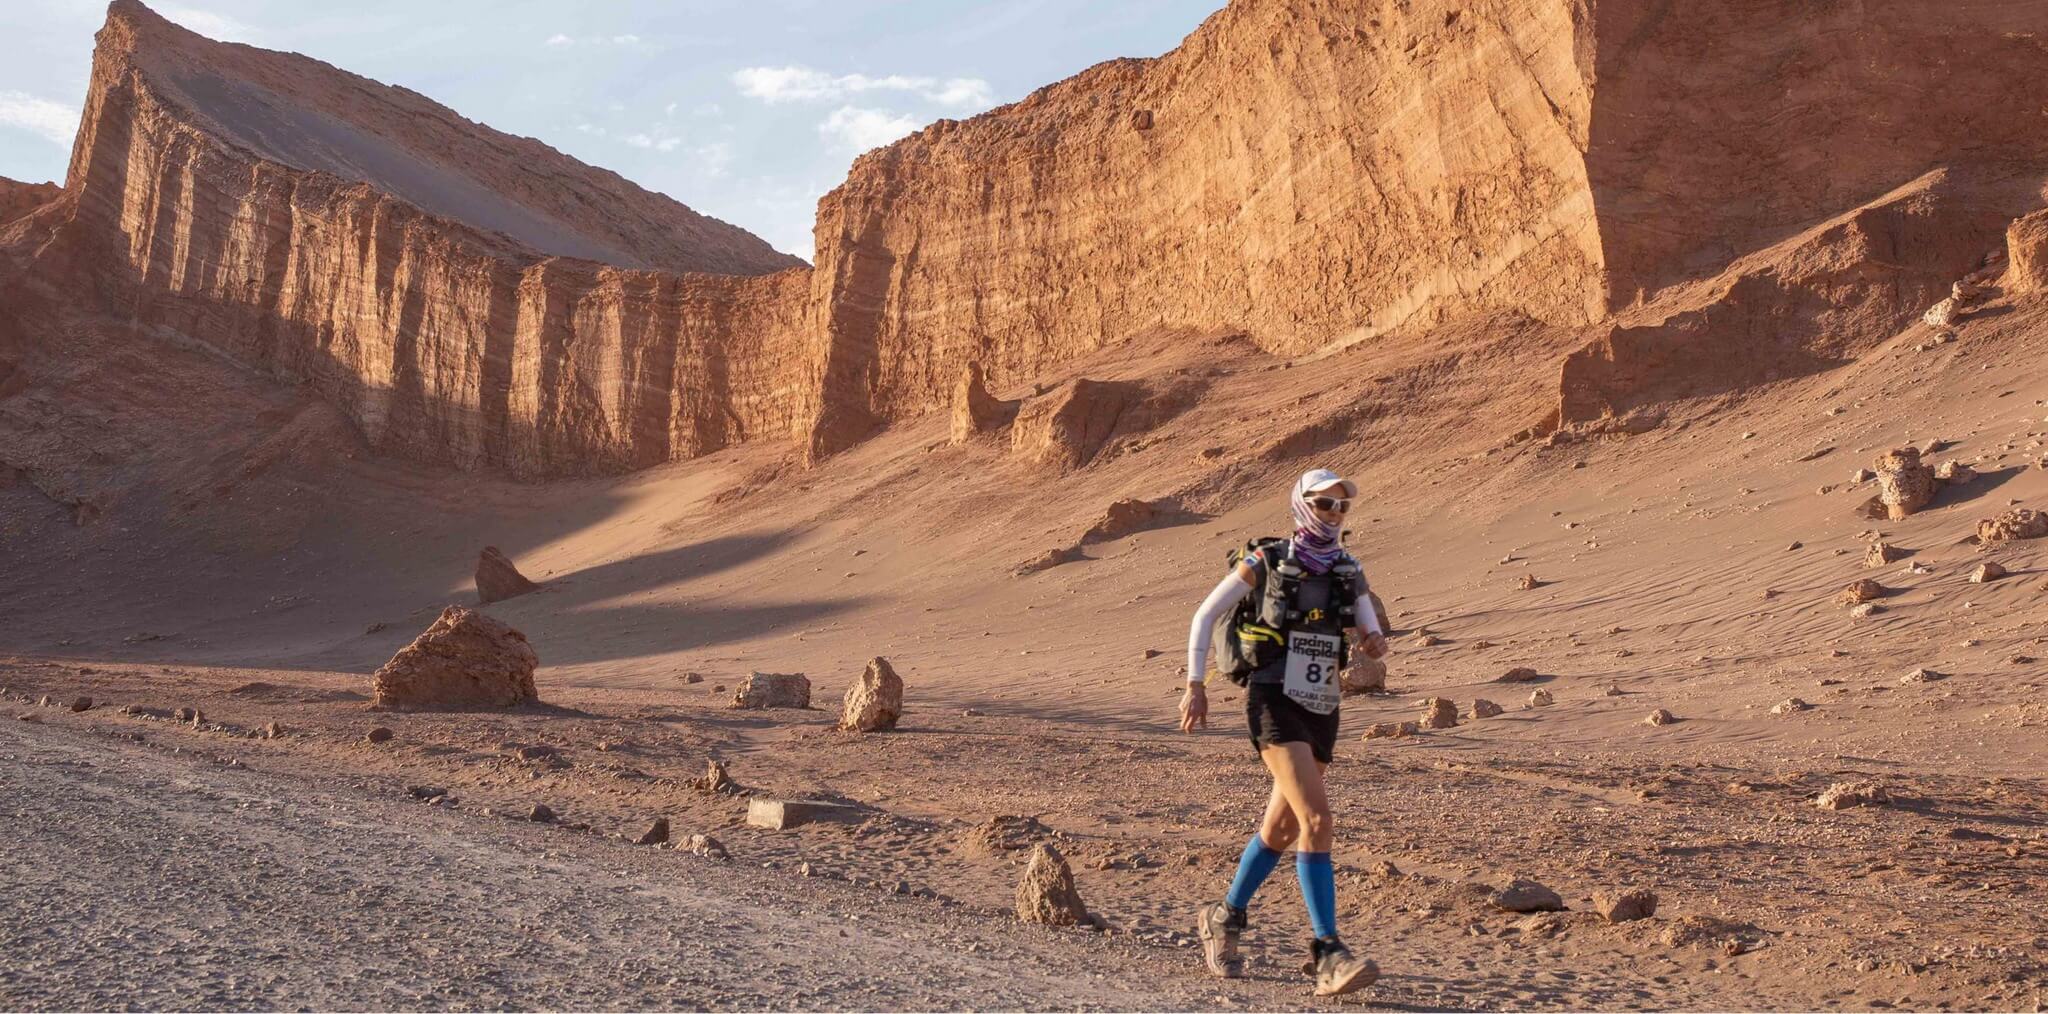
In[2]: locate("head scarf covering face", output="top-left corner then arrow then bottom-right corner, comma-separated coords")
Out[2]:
1288,469 -> 1351,574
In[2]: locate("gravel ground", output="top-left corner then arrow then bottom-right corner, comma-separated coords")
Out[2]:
0,719 -> 1358,1011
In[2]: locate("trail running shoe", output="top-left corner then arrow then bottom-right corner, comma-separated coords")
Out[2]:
1196,902 -> 1247,978
1310,937 -> 1380,997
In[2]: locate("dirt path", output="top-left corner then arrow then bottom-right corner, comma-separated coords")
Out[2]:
0,719 -> 1353,1011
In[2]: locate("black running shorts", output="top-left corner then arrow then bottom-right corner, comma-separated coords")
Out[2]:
1245,682 -> 1339,764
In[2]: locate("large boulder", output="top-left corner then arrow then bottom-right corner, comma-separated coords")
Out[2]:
475,546 -> 540,603
1978,507 -> 2047,544
731,672 -> 811,709
1015,843 -> 1089,926
371,606 -> 539,710
1341,653 -> 1387,694
949,361 -> 1019,444
1418,697 -> 1459,730
839,657 -> 904,732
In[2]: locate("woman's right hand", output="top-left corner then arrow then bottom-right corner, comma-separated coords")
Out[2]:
1179,683 -> 1209,732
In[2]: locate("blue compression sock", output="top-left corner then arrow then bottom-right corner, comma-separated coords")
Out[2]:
1297,851 -> 1338,940
1223,835 -> 1284,910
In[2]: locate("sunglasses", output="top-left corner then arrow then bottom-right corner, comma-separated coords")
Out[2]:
1305,495 -> 1351,514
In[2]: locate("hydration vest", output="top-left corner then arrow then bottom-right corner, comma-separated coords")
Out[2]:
1211,538 -> 1359,686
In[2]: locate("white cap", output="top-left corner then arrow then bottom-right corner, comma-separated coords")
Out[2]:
1297,467 -> 1357,499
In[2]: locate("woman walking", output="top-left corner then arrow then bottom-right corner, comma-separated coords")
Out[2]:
1179,468 -> 1387,995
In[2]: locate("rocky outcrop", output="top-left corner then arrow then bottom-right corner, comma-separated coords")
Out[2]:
475,546 -> 539,604
948,361 -> 1017,444
31,0 -> 2048,477
0,178 -> 60,228
731,672 -> 811,709
1015,843 -> 1088,926
2002,209 -> 2048,295
1875,447 -> 1937,520
371,605 -> 539,709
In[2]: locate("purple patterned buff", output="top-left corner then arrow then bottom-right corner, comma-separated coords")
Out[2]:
1288,469 -> 1351,574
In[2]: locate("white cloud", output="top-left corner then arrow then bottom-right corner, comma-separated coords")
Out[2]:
664,101 -> 678,117
693,102 -> 723,118
545,33 -> 573,46
733,65 -> 995,109
623,132 -> 655,149
546,33 -> 648,48
694,141 -> 732,176
611,34 -> 640,45
655,138 -> 682,152
157,4 -> 260,43
0,91 -> 79,148
818,106 -> 922,152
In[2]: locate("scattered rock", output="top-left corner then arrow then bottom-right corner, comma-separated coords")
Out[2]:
407,785 -> 447,800
683,833 -> 729,859
1470,698 -> 1504,719
960,814 -> 1054,857
1015,843 -> 1089,926
1900,668 -> 1947,684
1864,542 -> 1904,567
681,672 -> 704,684
371,605 -> 540,710
1413,632 -> 1443,647
1816,781 -> 1890,810
633,817 -> 670,846
839,657 -> 904,732
1340,654 -> 1387,694
1527,689 -> 1554,708
1770,698 -> 1809,715
528,804 -> 556,823
1593,888 -> 1659,923
1978,508 -> 2046,543
1970,561 -> 2008,583
475,546 -> 541,604
513,744 -> 559,762
1935,460 -> 1977,484
1850,468 -> 1875,483
364,621 -> 388,634
1495,666 -> 1541,683
1850,602 -> 1880,618
364,726 -> 394,744
1873,446 -> 1937,519
174,706 -> 200,724
1490,879 -> 1564,913
695,758 -> 736,793
746,798 -> 864,831
731,672 -> 811,709
1644,708 -> 1676,726
1418,698 -> 1459,730
68,696 -> 92,713
1362,721 -> 1419,740
1838,579 -> 1889,605
1013,545 -> 1086,576
1517,574 -> 1542,591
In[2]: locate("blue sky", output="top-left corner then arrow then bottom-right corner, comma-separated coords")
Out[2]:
0,0 -> 1224,259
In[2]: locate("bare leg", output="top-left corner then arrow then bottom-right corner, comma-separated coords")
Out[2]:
1256,779 -> 1299,850
1259,742 -> 1332,851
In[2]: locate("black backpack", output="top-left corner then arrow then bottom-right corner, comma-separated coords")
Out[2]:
1210,538 -> 1355,686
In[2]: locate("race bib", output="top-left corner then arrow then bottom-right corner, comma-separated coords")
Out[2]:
1282,630 -> 1342,715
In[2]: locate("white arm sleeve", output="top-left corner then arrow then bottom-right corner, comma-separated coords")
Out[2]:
1356,591 -> 1384,636
1187,571 -> 1255,685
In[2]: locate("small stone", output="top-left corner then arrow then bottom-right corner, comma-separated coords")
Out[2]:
1970,561 -> 2007,583
696,758 -> 736,793
732,672 -> 811,709
634,817 -> 670,846
1850,603 -> 1879,618
1604,686 -> 1624,697
1770,698 -> 1809,715
681,672 -> 703,684
262,721 -> 284,739
1015,843 -> 1089,925
528,804 -> 556,823
68,696 -> 93,713
1838,579 -> 1888,605
1900,668 -> 1946,684
1495,666 -> 1541,683
1527,689 -> 1554,708
1470,699 -> 1504,719
1816,781 -> 1890,810
1362,721 -> 1419,740
1517,574 -> 1541,591
1644,708 -> 1676,726
1864,542 -> 1904,568
407,785 -> 447,800
684,834 -> 729,859
364,727 -> 393,744
174,707 -> 199,723
1490,879 -> 1564,913
1418,698 -> 1459,730
513,744 -> 559,761
1593,888 -> 1659,923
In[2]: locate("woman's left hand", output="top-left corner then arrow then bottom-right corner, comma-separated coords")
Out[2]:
1360,631 -> 1389,659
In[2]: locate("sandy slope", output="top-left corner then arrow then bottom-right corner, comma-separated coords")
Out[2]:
2,275 -> 2045,1007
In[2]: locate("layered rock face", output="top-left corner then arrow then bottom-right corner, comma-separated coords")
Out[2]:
30,0 -> 2048,474
55,2 -> 811,477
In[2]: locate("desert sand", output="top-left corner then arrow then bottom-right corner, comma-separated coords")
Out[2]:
2,1 -> 2046,1010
